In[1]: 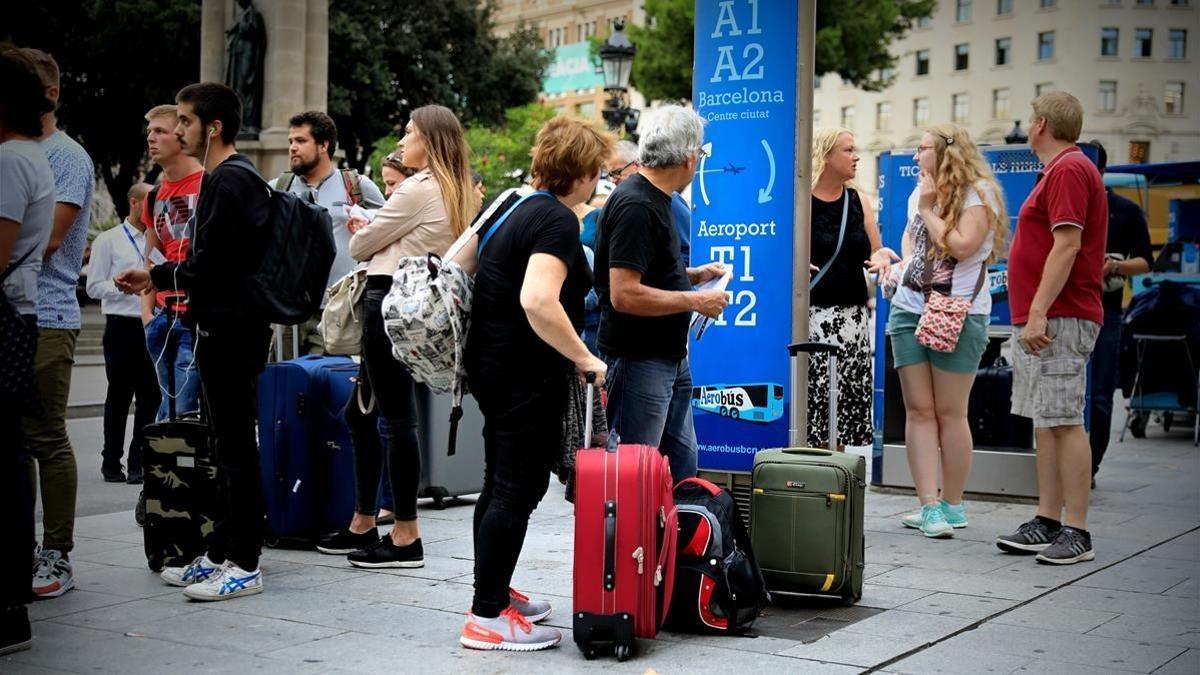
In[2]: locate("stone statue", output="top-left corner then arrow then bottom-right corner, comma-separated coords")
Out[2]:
224,0 -> 266,137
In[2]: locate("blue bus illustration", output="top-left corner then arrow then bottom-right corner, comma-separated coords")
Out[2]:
691,383 -> 785,423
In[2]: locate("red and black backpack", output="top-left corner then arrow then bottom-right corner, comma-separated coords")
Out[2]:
665,477 -> 769,634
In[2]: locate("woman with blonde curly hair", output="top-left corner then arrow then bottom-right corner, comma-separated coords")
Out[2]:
807,127 -> 896,451
889,123 -> 1007,538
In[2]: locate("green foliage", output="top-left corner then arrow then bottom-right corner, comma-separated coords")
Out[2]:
1,0 -> 202,219
463,103 -> 558,192
329,0 -> 552,170
628,0 -> 936,102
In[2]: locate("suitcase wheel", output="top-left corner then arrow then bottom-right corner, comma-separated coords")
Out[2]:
615,644 -> 632,662
840,591 -> 859,607
582,647 -> 598,660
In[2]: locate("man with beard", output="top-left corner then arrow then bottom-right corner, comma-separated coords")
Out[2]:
271,111 -> 384,354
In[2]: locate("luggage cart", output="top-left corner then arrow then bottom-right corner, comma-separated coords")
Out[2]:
1120,333 -> 1200,446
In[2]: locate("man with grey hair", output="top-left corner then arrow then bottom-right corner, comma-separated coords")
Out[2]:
594,105 -> 728,481
86,183 -> 161,484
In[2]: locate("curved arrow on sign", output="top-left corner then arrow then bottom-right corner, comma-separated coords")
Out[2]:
758,139 -> 774,204
698,142 -> 714,206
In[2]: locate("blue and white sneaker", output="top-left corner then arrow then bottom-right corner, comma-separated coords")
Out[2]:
940,500 -> 968,528
919,503 -> 954,538
161,555 -> 220,587
182,561 -> 263,601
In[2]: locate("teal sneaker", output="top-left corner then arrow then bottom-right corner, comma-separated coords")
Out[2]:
940,500 -> 968,528
919,503 -> 954,538
900,510 -> 925,529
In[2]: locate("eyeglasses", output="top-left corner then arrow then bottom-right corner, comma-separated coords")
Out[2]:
916,145 -> 936,153
696,145 -> 710,159
601,159 -> 638,181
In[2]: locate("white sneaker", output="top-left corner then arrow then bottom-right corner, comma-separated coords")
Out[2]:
460,607 -> 562,651
161,555 -> 221,587
182,561 -> 263,601
31,549 -> 75,599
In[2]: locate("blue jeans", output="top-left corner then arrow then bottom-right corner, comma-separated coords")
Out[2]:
1088,307 -> 1123,475
145,311 -> 201,420
603,355 -> 697,482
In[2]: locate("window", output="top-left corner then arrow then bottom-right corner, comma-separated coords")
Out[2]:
957,0 -> 972,22
876,102 -> 892,131
1136,0 -> 1154,5
813,110 -> 822,126
1041,0 -> 1057,7
841,106 -> 856,130
1101,28 -> 1120,56
1099,80 -> 1118,112
952,93 -> 970,123
1135,28 -> 1153,57
1129,141 -> 1149,164
814,75 -> 822,89
997,0 -> 1013,14
955,43 -> 970,70
913,97 -> 930,126
1169,29 -> 1187,59
1165,81 -> 1185,113
1036,82 -> 1054,96
1169,0 -> 1190,6
916,49 -> 930,75
918,15 -> 933,28
1038,32 -> 1055,60
993,88 -> 1011,119
996,37 -> 1011,65
880,66 -> 896,82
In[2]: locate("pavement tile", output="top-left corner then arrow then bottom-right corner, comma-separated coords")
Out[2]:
1008,659 -> 1144,675
841,609 -> 974,641
0,662 -> 77,675
1076,555 -> 1198,595
1086,613 -> 1200,649
649,641 -> 863,674
947,622 -> 1185,672
66,536 -> 142,559
858,584 -> 937,609
992,603 -> 1120,633
314,573 -> 475,612
867,565 -> 1040,601
1162,577 -> 1198,599
27,589 -> 134,622
69,542 -> 152,569
1153,649 -> 1199,675
896,592 -> 1015,620
1146,531 -> 1200,563
145,603 -> 346,655
47,597 -> 205,635
777,630 -> 917,668
1031,586 -> 1200,621
70,564 -> 181,599
887,640 -> 1033,674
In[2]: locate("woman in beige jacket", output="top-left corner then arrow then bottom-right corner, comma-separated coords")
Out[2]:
316,105 -> 476,568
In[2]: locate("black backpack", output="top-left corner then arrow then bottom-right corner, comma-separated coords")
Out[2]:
665,477 -> 769,634
227,158 -> 336,325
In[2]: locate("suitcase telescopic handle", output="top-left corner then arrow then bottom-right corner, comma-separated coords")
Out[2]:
788,342 -> 839,451
584,371 -> 597,447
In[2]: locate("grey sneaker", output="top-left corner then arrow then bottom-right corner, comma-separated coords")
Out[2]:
996,517 -> 1061,554
31,549 -> 74,599
1036,527 -> 1095,565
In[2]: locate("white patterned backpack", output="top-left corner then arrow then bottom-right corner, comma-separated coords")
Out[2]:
380,188 -> 549,451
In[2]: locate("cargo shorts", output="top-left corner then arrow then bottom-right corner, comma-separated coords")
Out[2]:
1010,317 -> 1101,428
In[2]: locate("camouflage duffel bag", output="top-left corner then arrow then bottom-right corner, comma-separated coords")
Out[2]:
141,414 -> 219,572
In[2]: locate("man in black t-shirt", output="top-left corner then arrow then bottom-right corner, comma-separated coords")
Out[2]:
117,83 -> 272,601
1088,143 -> 1152,483
595,105 -> 728,481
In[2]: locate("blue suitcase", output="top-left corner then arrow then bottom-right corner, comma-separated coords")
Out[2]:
257,355 -> 359,545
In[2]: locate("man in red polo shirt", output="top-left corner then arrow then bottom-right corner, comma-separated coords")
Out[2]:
996,92 -> 1107,565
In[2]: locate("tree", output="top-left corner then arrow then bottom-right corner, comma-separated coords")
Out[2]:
2,0 -> 202,219
463,103 -> 558,192
329,0 -> 551,171
627,0 -> 936,103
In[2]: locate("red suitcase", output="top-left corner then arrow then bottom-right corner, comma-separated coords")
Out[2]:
572,381 -> 678,661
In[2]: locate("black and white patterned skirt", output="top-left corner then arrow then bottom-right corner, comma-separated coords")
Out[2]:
806,305 -> 874,447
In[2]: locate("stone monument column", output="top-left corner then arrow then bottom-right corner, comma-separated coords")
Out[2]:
198,0 -> 329,177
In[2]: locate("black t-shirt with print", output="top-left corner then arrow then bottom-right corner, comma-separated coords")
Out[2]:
595,174 -> 692,360
465,193 -> 592,384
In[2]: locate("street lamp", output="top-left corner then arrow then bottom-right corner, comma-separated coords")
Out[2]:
599,18 -> 639,135
1005,120 -> 1028,144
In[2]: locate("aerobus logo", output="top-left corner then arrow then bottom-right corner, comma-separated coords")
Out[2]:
691,382 -> 785,423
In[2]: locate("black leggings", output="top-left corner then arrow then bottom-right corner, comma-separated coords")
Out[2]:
470,373 -> 565,618
346,279 -> 422,522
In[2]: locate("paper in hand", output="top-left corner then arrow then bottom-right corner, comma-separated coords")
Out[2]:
690,268 -> 733,341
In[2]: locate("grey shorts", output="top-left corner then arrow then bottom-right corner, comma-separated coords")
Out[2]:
1011,317 -> 1101,428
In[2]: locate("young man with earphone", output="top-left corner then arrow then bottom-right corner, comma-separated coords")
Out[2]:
117,82 -> 273,602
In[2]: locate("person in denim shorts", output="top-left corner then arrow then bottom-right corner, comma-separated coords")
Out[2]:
887,124 -> 1008,540
997,92 -> 1108,565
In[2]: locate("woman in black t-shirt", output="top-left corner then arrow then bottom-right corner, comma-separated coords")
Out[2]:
808,127 -> 897,448
451,117 -> 612,652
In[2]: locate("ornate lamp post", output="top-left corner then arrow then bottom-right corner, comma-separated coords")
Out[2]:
599,18 -> 639,135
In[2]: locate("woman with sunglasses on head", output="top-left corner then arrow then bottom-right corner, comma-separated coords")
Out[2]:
316,105 -> 477,567
888,124 -> 1007,538
379,152 -> 416,199
807,127 -> 897,452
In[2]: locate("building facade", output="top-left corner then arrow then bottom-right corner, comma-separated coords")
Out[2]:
493,0 -> 646,121
813,0 -> 1199,197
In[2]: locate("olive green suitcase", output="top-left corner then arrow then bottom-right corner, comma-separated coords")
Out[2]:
750,343 -> 865,605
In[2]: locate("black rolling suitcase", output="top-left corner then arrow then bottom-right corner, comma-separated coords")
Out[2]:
141,345 -> 219,572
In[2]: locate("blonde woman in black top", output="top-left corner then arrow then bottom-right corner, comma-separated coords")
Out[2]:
808,127 -> 897,449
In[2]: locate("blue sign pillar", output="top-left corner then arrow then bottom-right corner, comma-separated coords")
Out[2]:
691,0 -> 800,471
